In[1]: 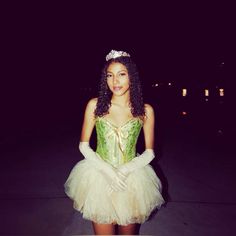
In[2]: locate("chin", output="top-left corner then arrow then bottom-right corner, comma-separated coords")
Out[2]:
113,90 -> 129,96
112,92 -> 123,96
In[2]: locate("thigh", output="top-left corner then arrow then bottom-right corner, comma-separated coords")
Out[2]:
118,223 -> 141,235
92,221 -> 116,235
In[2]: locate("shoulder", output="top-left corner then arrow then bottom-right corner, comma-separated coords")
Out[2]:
85,97 -> 98,113
87,97 -> 98,107
144,103 -> 155,115
143,103 -> 155,122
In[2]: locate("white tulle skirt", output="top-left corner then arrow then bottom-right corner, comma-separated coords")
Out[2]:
64,159 -> 164,226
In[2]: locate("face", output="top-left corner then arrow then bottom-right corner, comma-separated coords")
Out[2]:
106,62 -> 130,96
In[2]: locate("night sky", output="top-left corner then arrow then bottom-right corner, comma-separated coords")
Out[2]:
1,1 -> 232,138
1,3 -> 236,235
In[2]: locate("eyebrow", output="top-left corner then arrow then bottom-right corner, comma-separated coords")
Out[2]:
106,70 -> 127,73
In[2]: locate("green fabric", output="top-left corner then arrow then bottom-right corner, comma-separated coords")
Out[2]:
95,117 -> 143,167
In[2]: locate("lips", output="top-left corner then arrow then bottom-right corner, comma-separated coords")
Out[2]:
113,86 -> 122,91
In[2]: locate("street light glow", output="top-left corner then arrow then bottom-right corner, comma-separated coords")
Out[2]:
205,89 -> 209,96
219,88 -> 224,96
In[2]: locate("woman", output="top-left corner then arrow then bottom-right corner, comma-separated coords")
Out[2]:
64,50 -> 164,235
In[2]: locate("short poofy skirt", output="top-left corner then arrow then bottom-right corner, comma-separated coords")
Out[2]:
64,159 -> 164,226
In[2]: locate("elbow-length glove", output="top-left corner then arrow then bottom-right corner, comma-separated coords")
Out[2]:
117,149 -> 155,178
79,142 -> 127,192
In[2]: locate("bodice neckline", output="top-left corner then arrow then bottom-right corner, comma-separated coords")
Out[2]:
95,115 -> 143,165
96,116 -> 142,129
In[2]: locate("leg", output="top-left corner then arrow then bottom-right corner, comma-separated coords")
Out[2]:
118,223 -> 141,235
92,221 -> 116,235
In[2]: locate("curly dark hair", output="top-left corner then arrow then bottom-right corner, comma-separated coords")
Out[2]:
94,56 -> 145,118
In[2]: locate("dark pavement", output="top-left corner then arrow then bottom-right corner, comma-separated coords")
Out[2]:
1,95 -> 235,235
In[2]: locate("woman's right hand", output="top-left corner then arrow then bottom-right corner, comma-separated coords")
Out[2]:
99,161 -> 127,192
79,142 -> 127,193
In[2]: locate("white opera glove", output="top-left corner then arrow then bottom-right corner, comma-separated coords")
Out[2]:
79,142 -> 127,192
117,149 -> 155,178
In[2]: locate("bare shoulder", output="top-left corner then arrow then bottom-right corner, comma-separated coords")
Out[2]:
144,103 -> 155,116
143,103 -> 155,124
83,98 -> 98,118
86,97 -> 98,110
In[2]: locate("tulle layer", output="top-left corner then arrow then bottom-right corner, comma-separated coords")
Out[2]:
64,159 -> 164,226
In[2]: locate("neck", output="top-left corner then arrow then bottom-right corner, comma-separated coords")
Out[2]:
111,93 -> 130,107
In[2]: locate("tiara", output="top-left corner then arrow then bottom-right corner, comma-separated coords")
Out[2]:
106,50 -> 131,61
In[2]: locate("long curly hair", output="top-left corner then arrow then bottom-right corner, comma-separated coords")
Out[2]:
94,56 -> 145,118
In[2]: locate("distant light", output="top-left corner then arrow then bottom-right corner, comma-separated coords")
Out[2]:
205,98 -> 209,102
155,83 -> 159,87
182,111 -> 187,115
168,82 -> 172,86
182,88 -> 187,96
219,61 -> 224,68
219,88 -> 224,96
217,129 -> 223,135
205,89 -> 209,96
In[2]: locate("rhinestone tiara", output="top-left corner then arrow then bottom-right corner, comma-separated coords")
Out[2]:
105,50 -> 130,61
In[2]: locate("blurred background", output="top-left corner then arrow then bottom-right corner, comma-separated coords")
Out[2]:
1,2 -> 235,235
1,1 -> 233,148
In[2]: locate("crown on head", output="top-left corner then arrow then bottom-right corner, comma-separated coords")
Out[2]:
106,50 -> 131,61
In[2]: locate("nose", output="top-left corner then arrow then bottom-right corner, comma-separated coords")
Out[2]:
113,75 -> 119,84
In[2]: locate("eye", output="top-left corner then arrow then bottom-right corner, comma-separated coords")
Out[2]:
119,72 -> 127,76
106,74 -> 112,79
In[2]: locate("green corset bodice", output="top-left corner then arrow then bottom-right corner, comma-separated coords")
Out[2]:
95,117 -> 143,167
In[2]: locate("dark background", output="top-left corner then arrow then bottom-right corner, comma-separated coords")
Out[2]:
1,3 -> 236,234
0,1 -> 234,148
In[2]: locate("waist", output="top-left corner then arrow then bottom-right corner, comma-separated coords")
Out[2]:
96,148 -> 136,168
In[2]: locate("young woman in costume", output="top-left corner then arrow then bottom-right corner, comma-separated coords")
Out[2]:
64,50 -> 164,235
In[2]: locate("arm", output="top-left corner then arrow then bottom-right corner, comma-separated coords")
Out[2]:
117,104 -> 156,176
80,98 -> 97,142
143,103 -> 155,150
79,98 -> 127,191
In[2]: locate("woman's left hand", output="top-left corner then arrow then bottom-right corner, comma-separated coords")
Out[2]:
117,165 -> 130,180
